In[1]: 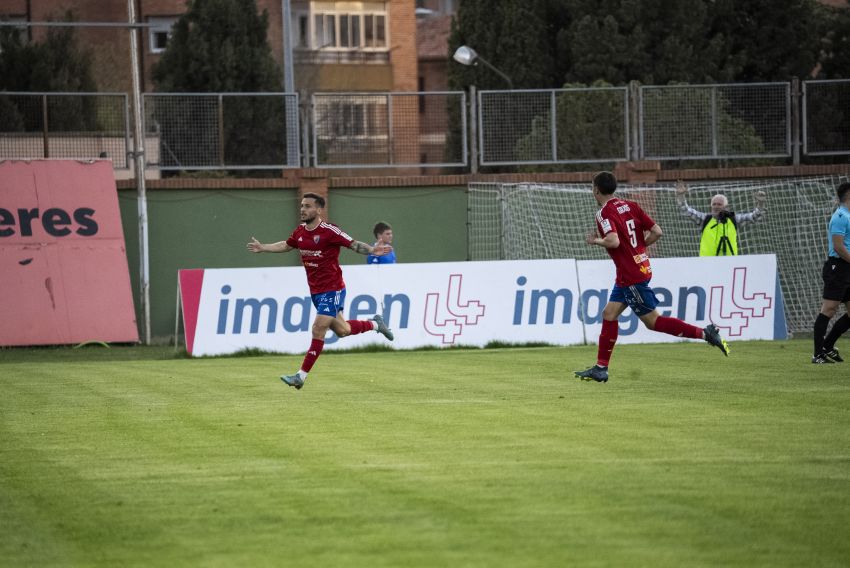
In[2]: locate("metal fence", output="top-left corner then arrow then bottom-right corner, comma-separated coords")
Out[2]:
639,83 -> 791,160
312,91 -> 466,168
0,92 -> 130,168
478,87 -> 629,165
2,81 -> 850,171
803,79 -> 850,156
143,93 -> 300,170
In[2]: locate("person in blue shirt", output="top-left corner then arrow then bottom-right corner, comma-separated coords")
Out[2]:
813,181 -> 850,364
367,222 -> 397,264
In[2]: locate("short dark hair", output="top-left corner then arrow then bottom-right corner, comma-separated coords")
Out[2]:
838,182 -> 850,204
373,221 -> 392,237
593,171 -> 617,195
302,192 -> 325,208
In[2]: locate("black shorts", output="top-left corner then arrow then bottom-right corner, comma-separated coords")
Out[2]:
822,257 -> 850,302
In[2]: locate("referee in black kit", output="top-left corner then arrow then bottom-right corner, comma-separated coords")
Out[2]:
813,181 -> 850,364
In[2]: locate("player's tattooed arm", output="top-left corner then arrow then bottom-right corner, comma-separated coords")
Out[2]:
350,241 -> 392,256
349,240 -> 373,255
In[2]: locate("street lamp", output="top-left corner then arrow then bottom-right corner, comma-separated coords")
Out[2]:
452,45 -> 514,89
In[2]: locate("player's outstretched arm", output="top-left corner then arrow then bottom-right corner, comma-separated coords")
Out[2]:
350,240 -> 392,256
247,236 -> 293,253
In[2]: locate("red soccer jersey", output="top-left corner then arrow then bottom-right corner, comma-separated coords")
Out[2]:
286,220 -> 354,294
595,198 -> 656,287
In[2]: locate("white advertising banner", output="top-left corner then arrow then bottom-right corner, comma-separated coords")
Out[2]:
180,255 -> 785,356
576,254 -> 785,344
180,259 -> 583,356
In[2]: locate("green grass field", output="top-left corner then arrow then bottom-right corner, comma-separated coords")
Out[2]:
1,339 -> 848,567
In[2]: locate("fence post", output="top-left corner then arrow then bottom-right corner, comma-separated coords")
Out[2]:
550,90 -> 558,162
628,81 -> 640,160
41,94 -> 49,158
711,86 -> 719,158
387,93 -> 394,165
791,77 -> 801,165
217,94 -> 225,167
301,91 -> 311,167
469,85 -> 478,174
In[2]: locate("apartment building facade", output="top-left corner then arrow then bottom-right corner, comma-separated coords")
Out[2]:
0,0 -> 419,94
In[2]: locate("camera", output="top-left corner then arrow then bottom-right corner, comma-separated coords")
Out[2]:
715,209 -> 733,223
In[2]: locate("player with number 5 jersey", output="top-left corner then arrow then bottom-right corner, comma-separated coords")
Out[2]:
595,195 -> 655,287
574,172 -> 730,384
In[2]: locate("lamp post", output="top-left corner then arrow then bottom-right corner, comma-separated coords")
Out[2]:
452,45 -> 513,174
452,45 -> 513,89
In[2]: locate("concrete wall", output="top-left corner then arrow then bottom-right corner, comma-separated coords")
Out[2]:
118,183 -> 467,341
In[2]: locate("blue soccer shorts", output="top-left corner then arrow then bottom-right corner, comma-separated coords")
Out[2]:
311,288 -> 346,317
609,280 -> 659,316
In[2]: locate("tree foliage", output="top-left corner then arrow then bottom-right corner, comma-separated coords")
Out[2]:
151,0 -> 288,172
450,0 -> 846,89
818,3 -> 850,79
448,0 -> 849,171
152,0 -> 281,92
0,15 -> 98,132
563,0 -> 726,85
448,0 -> 569,91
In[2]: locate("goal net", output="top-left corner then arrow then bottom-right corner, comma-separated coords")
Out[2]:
468,175 -> 849,335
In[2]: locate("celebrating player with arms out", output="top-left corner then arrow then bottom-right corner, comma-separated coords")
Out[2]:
575,172 -> 730,383
247,193 -> 394,390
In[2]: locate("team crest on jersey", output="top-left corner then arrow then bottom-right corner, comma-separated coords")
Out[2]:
313,235 -> 321,244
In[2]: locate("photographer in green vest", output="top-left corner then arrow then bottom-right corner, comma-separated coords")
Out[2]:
676,181 -> 767,256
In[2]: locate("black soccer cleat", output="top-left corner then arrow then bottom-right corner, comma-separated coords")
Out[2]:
812,354 -> 835,364
575,365 -> 609,383
703,324 -> 730,357
823,348 -> 844,363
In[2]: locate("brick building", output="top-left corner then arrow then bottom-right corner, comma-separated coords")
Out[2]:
0,0 -> 419,94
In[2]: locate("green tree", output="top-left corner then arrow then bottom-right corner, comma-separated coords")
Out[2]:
513,81 -> 626,172
818,4 -> 850,79
447,0 -> 567,91
151,0 -> 287,172
563,0 -> 728,85
0,15 -> 98,132
152,0 -> 281,92
707,0 -> 820,82
445,0 -> 573,169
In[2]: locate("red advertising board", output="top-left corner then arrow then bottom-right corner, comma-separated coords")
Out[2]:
0,160 -> 139,345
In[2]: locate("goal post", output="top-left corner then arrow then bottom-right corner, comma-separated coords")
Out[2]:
468,175 -> 849,335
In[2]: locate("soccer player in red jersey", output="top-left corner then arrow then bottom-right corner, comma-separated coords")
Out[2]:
575,172 -> 729,383
247,193 -> 394,389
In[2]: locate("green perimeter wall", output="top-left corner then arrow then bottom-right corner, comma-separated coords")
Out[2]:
119,185 -> 468,341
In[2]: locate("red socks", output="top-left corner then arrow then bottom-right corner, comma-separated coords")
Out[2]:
300,321 -> 373,375
346,320 -> 374,335
300,338 -> 325,373
597,316 -> 702,367
597,319 -> 618,367
654,316 -> 703,339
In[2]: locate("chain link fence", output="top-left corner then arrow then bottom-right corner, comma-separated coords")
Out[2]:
4,82 -> 850,171
312,91 -> 466,168
803,79 -> 850,156
639,83 -> 791,160
478,87 -> 629,165
0,92 -> 130,168
143,93 -> 300,170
